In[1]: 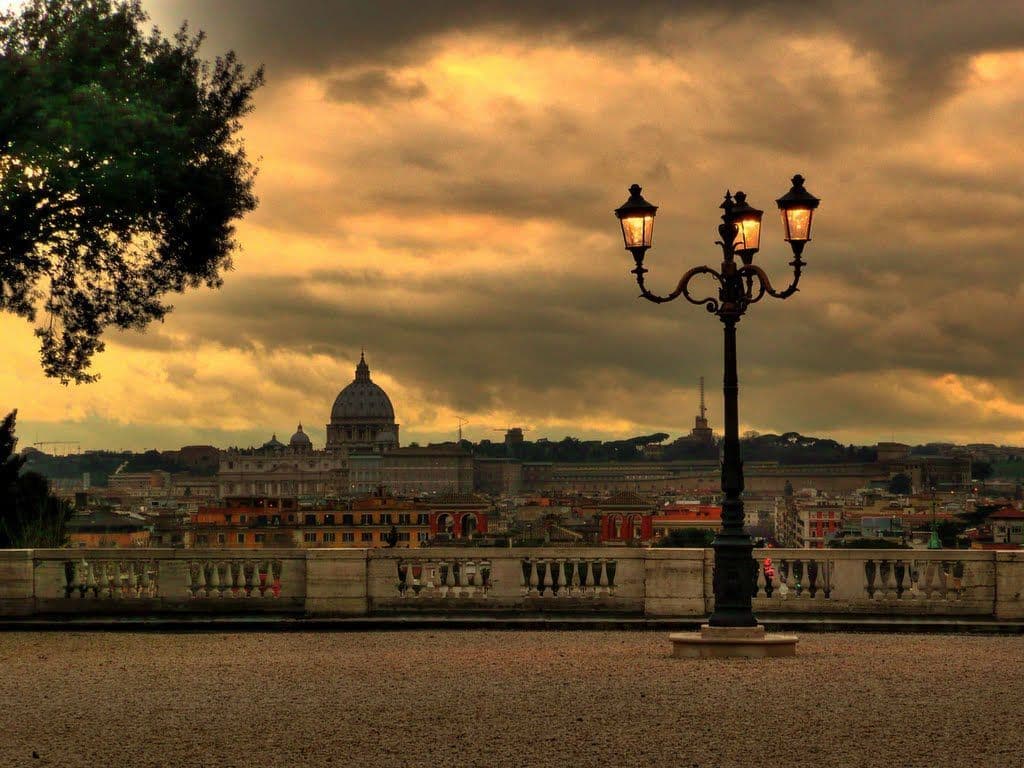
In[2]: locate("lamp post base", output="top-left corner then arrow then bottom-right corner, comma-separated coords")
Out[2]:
669,625 -> 798,659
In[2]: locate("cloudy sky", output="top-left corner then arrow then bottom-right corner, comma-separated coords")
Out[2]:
4,0 -> 1024,451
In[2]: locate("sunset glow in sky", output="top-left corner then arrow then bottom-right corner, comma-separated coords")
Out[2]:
5,1 -> 1024,450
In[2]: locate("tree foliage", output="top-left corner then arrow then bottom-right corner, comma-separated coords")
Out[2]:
0,410 -> 73,547
0,0 -> 263,382
888,472 -> 912,495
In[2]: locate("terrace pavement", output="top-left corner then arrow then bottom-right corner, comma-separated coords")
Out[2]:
1,631 -> 1021,767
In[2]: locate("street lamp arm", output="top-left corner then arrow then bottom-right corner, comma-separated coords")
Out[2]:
737,256 -> 804,302
633,262 -> 723,313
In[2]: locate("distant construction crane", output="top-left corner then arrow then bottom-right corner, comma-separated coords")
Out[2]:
456,417 -> 469,442
32,441 -> 81,456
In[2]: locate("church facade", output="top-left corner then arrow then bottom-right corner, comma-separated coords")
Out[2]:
217,353 -> 400,499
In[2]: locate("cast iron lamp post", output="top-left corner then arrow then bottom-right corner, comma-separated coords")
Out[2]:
615,175 -> 820,627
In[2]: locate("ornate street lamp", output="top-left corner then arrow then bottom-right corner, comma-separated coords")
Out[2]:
615,175 -> 820,631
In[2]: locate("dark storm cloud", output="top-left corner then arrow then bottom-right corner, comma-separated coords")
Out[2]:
155,0 -> 1024,109
324,69 -> 428,104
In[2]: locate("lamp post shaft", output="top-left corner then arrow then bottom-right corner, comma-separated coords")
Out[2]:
709,316 -> 757,627
614,177 -> 819,631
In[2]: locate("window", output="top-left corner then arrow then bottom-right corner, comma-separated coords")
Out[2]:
361,513 -> 373,525
240,515 -> 247,523
196,534 -> 209,545
342,532 -> 355,542
254,534 -> 266,543
381,513 -> 393,524
398,513 -> 411,525
288,514 -> 295,523
417,532 -> 428,542
236,533 -> 245,544
398,532 -> 411,542
342,514 -> 353,525
417,514 -> 429,525
322,532 -> 336,542
225,514 -> 232,524
361,532 -> 373,543
217,534 -> 226,545
324,514 -> 335,525
304,532 -> 317,543
305,514 -> 317,525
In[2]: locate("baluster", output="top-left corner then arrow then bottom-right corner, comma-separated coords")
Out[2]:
397,561 -> 408,596
221,562 -> 234,597
268,560 -> 279,597
106,562 -> 118,598
820,559 -> 831,599
952,561 -> 966,600
209,561 -> 221,597
807,560 -> 819,599
550,559 -> 561,596
864,559 -> 877,599
438,562 -> 450,597
535,560 -> 548,597
184,561 -> 194,598
591,560 -> 603,596
411,563 -> 423,596
480,561 -> 491,596
97,562 -> 111,599
894,560 -> 906,599
907,561 -> 920,599
238,561 -> 250,598
938,561 -> 951,600
754,559 -> 766,598
63,561 -> 74,598
918,560 -> 929,599
197,561 -> 208,598
879,560 -> 893,600
793,559 -> 805,598
576,560 -> 588,595
231,562 -> 243,597
521,558 -> 532,595
605,560 -> 617,594
783,559 -> 796,598
73,560 -> 86,598
127,562 -> 139,598
562,561 -> 574,596
86,561 -> 98,598
452,561 -> 462,597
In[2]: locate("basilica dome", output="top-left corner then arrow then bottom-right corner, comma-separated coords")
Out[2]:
289,423 -> 313,450
330,353 -> 395,421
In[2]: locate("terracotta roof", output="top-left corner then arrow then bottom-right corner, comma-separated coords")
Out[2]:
989,507 -> 1024,519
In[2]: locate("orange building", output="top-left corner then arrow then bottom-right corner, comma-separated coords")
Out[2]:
67,511 -> 151,548
188,496 -> 434,548
652,504 -> 723,538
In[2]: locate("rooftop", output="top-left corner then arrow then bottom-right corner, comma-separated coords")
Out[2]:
1,631 -> 1021,767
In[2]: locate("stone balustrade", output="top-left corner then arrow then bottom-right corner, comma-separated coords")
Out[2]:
0,547 -> 1021,621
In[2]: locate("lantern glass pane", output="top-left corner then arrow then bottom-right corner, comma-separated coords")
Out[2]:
621,215 -> 654,249
783,207 -> 813,242
733,216 -> 761,253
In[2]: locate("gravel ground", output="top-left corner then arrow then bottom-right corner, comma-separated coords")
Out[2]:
1,631 -> 1022,768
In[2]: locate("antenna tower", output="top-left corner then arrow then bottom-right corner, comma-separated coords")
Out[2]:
699,376 -> 707,421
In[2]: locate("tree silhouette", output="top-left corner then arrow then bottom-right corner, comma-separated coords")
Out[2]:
0,410 -> 73,547
0,0 -> 263,382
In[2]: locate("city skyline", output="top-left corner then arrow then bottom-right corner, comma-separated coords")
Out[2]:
4,1 -> 1024,450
